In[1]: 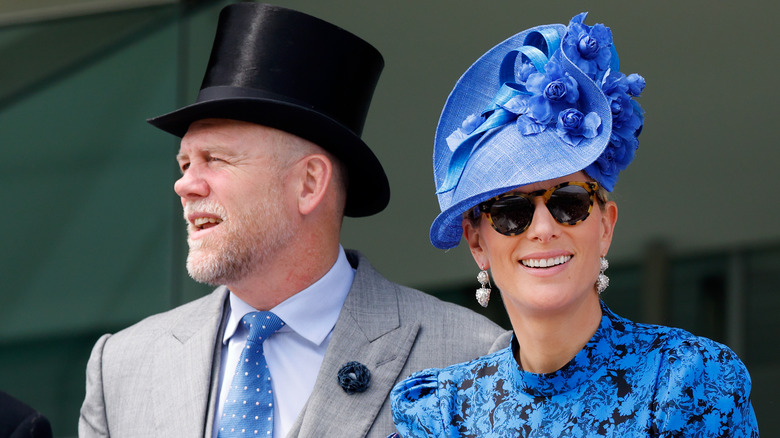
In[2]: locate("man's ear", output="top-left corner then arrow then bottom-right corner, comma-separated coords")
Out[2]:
297,154 -> 333,215
463,217 -> 489,269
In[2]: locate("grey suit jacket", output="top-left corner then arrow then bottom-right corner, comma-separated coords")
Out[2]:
79,250 -> 511,437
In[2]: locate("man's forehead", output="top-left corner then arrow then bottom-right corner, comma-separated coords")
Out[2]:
176,130 -> 287,165
174,118 -> 328,166
176,121 -> 251,156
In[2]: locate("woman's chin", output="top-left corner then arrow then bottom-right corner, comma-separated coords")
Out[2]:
503,286 -> 597,317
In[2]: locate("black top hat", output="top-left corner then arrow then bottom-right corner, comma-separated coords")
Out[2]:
148,2 -> 388,217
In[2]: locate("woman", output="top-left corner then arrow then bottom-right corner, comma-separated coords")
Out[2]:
390,13 -> 759,437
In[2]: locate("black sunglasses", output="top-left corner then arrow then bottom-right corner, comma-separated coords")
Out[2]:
471,181 -> 602,236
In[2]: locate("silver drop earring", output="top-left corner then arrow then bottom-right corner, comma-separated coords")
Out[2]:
596,257 -> 609,294
476,269 -> 491,307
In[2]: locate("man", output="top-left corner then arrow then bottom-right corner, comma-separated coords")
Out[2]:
79,3 -> 509,437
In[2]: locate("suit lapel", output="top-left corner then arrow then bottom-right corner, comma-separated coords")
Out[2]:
151,287 -> 228,437
290,252 -> 420,437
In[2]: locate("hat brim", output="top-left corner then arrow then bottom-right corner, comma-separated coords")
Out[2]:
148,95 -> 389,218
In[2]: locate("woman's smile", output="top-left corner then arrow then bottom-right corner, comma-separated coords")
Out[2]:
520,254 -> 572,268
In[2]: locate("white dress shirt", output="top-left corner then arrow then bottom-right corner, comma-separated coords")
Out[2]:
212,246 -> 355,438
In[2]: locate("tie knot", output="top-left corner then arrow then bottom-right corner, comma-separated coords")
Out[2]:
241,311 -> 285,345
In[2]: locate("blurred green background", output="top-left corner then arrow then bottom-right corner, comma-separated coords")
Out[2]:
1,1 -> 777,436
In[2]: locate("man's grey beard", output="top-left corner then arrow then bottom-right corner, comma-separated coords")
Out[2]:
184,193 -> 294,286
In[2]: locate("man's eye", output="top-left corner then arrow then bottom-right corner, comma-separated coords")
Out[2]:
180,162 -> 190,172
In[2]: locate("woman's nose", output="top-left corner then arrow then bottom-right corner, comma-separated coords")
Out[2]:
524,197 -> 560,242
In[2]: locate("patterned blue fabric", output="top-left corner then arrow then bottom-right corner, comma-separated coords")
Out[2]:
391,304 -> 758,437
219,312 -> 285,437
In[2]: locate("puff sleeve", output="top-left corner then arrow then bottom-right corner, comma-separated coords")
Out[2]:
651,336 -> 759,437
391,369 -> 445,437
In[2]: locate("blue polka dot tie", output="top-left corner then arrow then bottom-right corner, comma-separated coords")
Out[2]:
219,312 -> 285,437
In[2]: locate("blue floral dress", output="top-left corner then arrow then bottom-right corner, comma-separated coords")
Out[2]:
391,304 -> 758,437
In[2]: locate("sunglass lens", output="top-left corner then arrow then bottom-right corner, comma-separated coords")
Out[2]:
547,185 -> 592,225
489,196 -> 534,235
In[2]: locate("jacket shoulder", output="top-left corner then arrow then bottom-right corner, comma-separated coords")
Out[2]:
347,249 -> 506,340
395,285 -> 502,333
355,255 -> 510,371
103,286 -> 227,348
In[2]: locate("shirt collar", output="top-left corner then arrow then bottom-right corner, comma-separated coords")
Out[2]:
222,245 -> 355,347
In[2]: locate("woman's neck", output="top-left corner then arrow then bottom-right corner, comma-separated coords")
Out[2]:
509,296 -> 602,374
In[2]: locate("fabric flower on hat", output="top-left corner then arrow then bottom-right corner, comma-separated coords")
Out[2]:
518,53 -> 580,135
516,61 -> 538,84
585,70 -> 645,190
562,12 -> 613,80
584,134 -> 637,191
602,71 -> 645,134
626,73 -> 646,96
556,108 -> 601,147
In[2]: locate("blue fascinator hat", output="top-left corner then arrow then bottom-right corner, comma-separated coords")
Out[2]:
430,12 -> 645,249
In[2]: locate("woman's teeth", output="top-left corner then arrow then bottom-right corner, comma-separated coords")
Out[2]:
521,255 -> 572,268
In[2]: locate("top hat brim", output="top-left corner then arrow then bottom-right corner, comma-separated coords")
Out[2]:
148,92 -> 389,218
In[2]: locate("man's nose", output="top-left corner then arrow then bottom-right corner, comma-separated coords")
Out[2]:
174,165 -> 210,200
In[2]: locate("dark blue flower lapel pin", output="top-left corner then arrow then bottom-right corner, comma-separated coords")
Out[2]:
337,361 -> 371,394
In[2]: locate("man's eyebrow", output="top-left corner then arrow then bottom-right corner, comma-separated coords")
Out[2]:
176,145 -> 227,162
